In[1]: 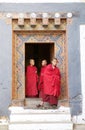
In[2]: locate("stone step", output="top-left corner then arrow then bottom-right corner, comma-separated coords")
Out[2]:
10,112 -> 71,123
9,122 -> 73,130
9,106 -> 71,122
9,106 -> 73,130
9,106 -> 71,114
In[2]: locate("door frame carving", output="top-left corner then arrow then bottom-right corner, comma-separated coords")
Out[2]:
12,30 -> 69,106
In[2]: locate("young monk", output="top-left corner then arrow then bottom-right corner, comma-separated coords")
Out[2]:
43,58 -> 61,108
26,59 -> 38,97
38,60 -> 47,98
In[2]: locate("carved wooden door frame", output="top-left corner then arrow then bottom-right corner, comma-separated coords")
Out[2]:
12,30 -> 69,106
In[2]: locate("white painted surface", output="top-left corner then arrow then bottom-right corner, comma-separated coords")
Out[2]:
9,106 -> 71,123
9,106 -> 73,130
9,123 -> 73,130
9,106 -> 70,114
10,114 -> 71,122
0,0 -> 84,3
80,25 -> 85,115
72,25 -> 85,124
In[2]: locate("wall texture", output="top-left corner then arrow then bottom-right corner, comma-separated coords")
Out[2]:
0,3 -> 85,116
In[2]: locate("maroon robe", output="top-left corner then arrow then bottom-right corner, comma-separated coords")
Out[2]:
43,64 -> 61,105
26,65 -> 38,97
38,66 -> 47,98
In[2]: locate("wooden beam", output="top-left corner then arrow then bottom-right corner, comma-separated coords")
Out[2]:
30,18 -> 36,26
18,18 -> 24,26
54,18 -> 61,26
42,18 -> 48,26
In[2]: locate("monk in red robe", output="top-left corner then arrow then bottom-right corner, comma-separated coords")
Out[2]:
26,59 -> 38,97
43,58 -> 61,107
38,60 -> 47,99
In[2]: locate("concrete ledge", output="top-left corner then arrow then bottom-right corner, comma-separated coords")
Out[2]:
9,122 -> 73,130
72,114 -> 85,124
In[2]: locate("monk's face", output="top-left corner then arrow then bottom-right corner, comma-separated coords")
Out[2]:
30,59 -> 35,66
42,60 -> 47,66
52,59 -> 58,66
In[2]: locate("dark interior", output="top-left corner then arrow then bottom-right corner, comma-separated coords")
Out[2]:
25,43 -> 54,74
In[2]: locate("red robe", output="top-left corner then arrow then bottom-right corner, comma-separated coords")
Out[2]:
38,66 -> 47,98
26,65 -> 38,97
43,64 -> 61,105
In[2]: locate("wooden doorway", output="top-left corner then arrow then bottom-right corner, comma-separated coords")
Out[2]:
12,31 -> 68,106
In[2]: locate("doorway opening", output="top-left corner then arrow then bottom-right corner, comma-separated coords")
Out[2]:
25,43 -> 54,74
25,43 -> 54,99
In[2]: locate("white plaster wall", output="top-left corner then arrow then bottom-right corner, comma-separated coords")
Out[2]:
80,25 -> 85,114
72,25 -> 85,124
0,0 -> 84,3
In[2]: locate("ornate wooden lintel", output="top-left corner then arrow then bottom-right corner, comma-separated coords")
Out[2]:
0,12 -> 74,26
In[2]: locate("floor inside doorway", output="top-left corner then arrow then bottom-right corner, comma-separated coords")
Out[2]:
24,98 -> 69,109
